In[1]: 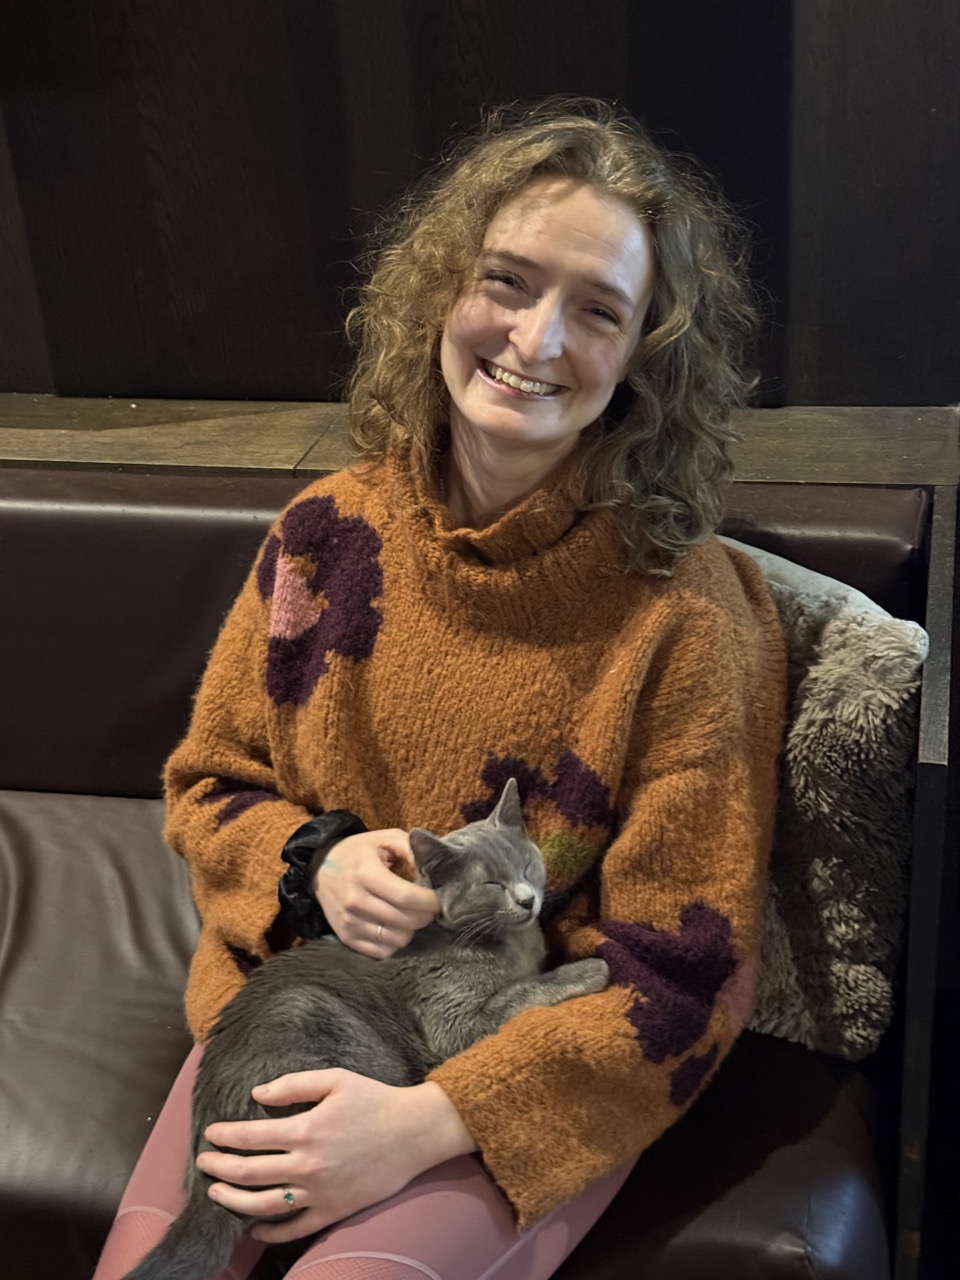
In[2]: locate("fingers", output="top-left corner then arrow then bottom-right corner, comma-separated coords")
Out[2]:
342,895 -> 424,937
322,895 -> 415,957
207,1178 -> 307,1225
203,1113 -> 300,1152
251,1070 -> 342,1107
349,842 -> 438,919
345,923 -> 414,960
196,1148 -> 288,1187
315,831 -> 439,954
206,1176 -> 334,1243
374,870 -> 439,921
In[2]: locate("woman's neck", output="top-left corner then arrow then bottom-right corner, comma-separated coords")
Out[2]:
442,427 -> 579,529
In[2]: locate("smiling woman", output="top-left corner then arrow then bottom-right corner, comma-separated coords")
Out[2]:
348,98 -> 759,567
438,178 -> 656,525
94,98 -> 786,1280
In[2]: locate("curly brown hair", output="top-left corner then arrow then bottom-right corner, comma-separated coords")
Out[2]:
346,97 -> 759,571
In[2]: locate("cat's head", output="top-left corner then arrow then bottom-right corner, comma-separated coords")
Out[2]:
409,779 -> 546,939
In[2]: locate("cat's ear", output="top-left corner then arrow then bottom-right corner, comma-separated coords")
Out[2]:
408,827 -> 449,884
490,777 -> 525,830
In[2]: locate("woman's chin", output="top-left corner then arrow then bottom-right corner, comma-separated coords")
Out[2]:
450,404 -> 580,453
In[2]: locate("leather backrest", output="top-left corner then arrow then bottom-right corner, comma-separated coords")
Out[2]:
0,469 -> 930,798
0,469 -> 303,797
722,483 -> 929,622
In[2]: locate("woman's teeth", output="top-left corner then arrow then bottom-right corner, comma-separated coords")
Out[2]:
485,362 -> 559,396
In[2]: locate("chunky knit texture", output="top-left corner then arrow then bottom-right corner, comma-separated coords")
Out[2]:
164,447 -> 786,1226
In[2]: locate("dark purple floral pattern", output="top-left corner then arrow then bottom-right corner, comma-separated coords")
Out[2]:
256,533 -> 281,598
596,904 -> 737,1064
258,496 -> 383,706
198,778 -> 284,830
669,1042 -> 720,1107
462,750 -> 616,831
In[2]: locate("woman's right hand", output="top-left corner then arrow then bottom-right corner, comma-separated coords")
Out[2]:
313,829 -> 439,957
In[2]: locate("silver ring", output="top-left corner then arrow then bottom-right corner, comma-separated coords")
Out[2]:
282,1186 -> 295,1208
377,924 -> 384,941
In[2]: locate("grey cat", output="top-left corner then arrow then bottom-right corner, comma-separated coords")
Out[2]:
122,778 -> 609,1280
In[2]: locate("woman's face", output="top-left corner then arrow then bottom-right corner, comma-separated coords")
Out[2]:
440,177 -> 655,457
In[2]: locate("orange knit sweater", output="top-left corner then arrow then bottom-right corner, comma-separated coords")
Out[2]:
164,448 -> 786,1225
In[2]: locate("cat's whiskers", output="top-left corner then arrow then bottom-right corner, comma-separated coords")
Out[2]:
452,903 -> 536,948
453,913 -> 498,947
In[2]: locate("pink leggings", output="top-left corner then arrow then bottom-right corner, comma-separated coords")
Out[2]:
93,1047 -> 633,1280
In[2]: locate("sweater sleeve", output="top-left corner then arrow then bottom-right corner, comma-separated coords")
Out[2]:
163,527 -> 313,970
428,576 -> 786,1225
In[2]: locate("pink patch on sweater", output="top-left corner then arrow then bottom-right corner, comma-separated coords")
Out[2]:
271,557 -> 323,640
718,953 -> 758,1033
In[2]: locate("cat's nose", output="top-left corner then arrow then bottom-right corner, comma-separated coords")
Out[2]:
515,893 -> 535,912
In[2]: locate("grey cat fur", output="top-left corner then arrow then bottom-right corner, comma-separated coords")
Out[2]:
121,778 -> 608,1280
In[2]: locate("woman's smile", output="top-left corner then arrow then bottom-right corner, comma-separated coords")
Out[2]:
477,358 -> 565,398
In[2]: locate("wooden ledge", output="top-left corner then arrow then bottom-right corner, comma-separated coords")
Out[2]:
0,396 -> 347,476
0,395 -> 956,486
727,406 -> 958,485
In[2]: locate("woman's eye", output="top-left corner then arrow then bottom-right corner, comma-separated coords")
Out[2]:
587,306 -> 618,324
484,271 -> 521,289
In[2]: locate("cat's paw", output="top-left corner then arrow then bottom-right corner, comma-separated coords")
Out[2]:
581,957 -> 610,992
563,957 -> 609,994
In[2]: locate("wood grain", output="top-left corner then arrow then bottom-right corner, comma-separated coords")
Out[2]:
1,397 -> 955,486
0,104 -> 53,393
0,396 -> 342,474
728,407 -> 960,484
0,0 -> 956,404
789,0 -> 960,403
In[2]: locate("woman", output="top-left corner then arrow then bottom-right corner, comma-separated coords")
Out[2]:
95,98 -> 786,1280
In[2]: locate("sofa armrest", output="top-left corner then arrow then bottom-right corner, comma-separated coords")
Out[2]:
897,483 -> 958,1280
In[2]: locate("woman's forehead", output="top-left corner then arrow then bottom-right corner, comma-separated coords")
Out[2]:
479,176 -> 655,308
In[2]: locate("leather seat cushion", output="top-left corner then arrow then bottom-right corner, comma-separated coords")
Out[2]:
0,789 -> 197,1278
556,1032 -> 892,1280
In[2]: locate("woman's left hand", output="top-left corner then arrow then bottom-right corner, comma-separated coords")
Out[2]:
197,1069 -> 477,1242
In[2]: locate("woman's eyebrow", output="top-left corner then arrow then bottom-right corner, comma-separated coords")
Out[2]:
479,249 -> 635,310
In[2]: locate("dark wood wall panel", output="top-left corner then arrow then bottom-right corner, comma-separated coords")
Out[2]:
1,0 -> 355,398
789,0 -> 960,405
0,1 -> 954,405
609,3 -> 792,404
0,105 -> 54,392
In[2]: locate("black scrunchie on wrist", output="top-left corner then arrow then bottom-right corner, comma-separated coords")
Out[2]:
278,810 -> 367,940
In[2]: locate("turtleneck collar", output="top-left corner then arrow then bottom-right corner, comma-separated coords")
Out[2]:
381,440 -> 630,632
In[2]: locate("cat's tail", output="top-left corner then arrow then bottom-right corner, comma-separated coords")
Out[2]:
119,1186 -> 247,1280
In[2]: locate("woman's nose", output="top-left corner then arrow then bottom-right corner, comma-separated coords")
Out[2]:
510,295 -> 565,364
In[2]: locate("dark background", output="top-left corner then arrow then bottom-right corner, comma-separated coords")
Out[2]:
1,0 -> 956,407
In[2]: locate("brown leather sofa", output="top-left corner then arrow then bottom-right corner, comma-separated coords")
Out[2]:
0,458 -> 951,1280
